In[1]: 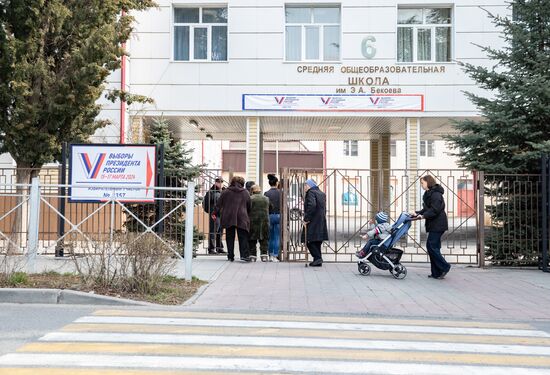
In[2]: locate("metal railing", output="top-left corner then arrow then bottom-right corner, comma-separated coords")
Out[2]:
0,167 -> 225,258
281,168 -> 478,264
1,167 -> 548,269
0,178 -> 197,280
478,173 -> 543,267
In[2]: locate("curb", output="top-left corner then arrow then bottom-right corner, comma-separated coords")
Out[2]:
0,288 -> 153,306
181,261 -> 229,307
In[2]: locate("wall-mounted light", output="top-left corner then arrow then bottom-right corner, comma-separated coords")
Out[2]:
189,119 -> 198,128
206,133 -> 213,140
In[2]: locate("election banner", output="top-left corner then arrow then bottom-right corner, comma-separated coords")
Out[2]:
243,94 -> 424,112
69,144 -> 157,202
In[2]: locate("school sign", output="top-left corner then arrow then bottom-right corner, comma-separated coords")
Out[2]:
69,144 -> 156,202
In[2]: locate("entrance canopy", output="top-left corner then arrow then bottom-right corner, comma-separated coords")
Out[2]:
142,115 -> 478,142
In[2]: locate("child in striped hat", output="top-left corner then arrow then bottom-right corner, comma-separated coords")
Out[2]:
356,211 -> 392,259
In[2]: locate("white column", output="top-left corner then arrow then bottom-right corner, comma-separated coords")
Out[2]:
406,118 -> 423,255
379,134 -> 391,210
369,138 -> 380,213
129,116 -> 144,143
246,117 -> 262,186
370,135 -> 391,212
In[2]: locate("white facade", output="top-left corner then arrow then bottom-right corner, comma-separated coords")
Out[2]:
0,1 -> 511,169
95,0 -> 510,175
118,0 -> 508,119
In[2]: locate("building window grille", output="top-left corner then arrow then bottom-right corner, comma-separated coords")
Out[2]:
174,7 -> 228,61
285,5 -> 341,62
420,140 -> 435,157
397,7 -> 452,63
344,140 -> 358,156
390,140 -> 397,157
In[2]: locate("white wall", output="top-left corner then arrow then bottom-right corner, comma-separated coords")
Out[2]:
189,140 -> 223,169
123,0 -> 510,117
391,140 -> 460,170
325,139 -> 460,170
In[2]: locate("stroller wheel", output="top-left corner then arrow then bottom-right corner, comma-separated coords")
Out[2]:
358,263 -> 371,276
391,264 -> 407,279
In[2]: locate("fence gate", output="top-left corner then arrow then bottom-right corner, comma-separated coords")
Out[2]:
281,168 -> 478,264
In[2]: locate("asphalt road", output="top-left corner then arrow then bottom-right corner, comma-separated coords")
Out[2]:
2,304 -> 550,374
0,304 -> 95,356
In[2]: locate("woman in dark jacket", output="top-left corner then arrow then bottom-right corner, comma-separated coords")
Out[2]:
301,179 -> 329,267
214,176 -> 251,262
413,175 -> 451,279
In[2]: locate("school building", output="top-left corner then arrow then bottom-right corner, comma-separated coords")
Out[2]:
92,0 -> 507,179
1,0 -> 510,264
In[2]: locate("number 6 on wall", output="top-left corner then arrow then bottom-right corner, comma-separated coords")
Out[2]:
361,36 -> 377,59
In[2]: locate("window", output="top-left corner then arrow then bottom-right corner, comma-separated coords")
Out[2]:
173,7 -> 228,61
420,140 -> 435,157
390,140 -> 397,157
344,140 -> 358,156
397,8 -> 452,63
285,5 -> 341,61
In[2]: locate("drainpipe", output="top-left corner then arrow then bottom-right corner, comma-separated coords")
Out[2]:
120,10 -> 127,144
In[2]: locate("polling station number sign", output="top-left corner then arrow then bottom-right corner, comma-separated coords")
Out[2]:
69,145 -> 157,202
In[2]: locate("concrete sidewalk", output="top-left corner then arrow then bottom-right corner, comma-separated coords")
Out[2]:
186,260 -> 550,321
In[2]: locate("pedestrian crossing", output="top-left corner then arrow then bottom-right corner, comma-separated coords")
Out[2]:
1,309 -> 550,374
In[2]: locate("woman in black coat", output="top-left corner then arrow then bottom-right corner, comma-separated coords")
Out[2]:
412,175 -> 451,279
301,179 -> 328,267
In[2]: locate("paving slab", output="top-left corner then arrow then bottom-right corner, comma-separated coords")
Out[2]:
185,260 -> 550,321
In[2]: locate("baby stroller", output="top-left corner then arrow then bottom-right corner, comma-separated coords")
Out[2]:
357,212 -> 411,279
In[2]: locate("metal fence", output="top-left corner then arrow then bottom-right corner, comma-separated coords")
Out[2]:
0,178 -> 197,278
478,173 -> 544,267
0,167 -> 225,258
2,167 -> 549,269
281,168 -> 478,264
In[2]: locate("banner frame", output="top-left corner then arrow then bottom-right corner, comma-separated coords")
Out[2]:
242,93 -> 425,112
68,143 -> 158,204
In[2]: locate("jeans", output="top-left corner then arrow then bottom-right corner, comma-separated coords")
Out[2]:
268,214 -> 281,257
361,239 -> 381,253
225,226 -> 250,260
307,241 -> 323,262
426,232 -> 451,278
208,215 -> 223,251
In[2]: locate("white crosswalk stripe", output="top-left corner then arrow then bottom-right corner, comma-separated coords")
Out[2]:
1,309 -> 550,374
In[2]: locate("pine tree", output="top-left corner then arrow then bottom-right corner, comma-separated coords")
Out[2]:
448,1 -> 550,172
447,1 -> 550,265
148,117 -> 200,182
0,0 -> 155,184
126,117 -> 203,255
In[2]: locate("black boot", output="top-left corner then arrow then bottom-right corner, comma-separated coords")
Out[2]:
309,259 -> 323,267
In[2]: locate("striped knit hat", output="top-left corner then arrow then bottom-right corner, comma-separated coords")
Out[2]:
375,211 -> 389,224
